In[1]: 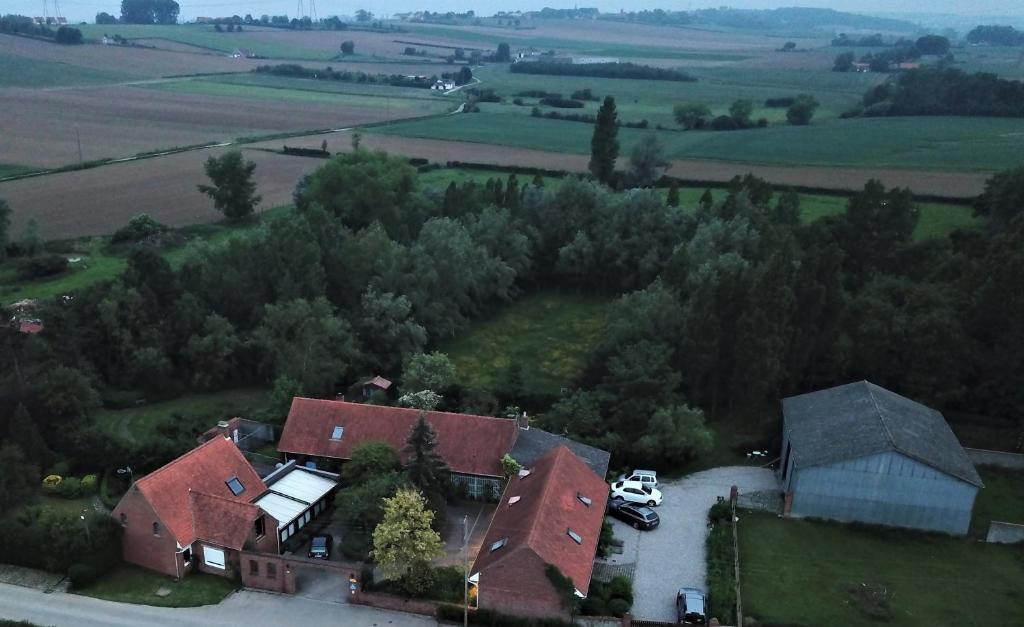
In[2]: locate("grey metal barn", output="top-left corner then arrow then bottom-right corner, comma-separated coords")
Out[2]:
779,381 -> 983,535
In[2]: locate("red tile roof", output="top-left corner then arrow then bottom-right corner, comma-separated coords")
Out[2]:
278,398 -> 519,478
189,491 -> 261,551
134,437 -> 266,546
471,445 -> 609,595
18,321 -> 43,334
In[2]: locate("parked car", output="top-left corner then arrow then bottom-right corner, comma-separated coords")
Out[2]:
618,469 -> 658,488
676,587 -> 707,625
608,500 -> 660,530
610,480 -> 663,506
308,534 -> 333,559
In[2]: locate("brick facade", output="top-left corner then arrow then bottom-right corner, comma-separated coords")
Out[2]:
478,550 -> 570,621
239,552 -> 296,594
352,591 -> 438,616
112,487 -> 187,578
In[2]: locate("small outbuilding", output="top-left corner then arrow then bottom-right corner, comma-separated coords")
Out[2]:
779,381 -> 983,535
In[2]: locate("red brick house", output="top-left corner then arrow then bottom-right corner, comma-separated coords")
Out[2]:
469,445 -> 610,620
278,398 -> 521,498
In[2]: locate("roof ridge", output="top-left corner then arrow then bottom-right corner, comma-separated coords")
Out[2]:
864,381 -> 897,451
293,397 -> 518,424
190,489 -> 259,509
135,437 -> 229,489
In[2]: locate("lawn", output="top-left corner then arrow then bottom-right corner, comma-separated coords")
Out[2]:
0,163 -> 37,179
91,388 -> 271,444
738,511 -> 1024,627
76,564 -> 237,607
0,240 -> 128,305
0,53 -> 132,88
438,291 -> 609,397
970,467 -> 1024,537
218,72 -> 449,102
374,111 -> 1024,172
76,24 -> 327,59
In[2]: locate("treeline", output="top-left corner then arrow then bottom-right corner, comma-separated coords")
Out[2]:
851,67 -> 1024,117
119,0 -> 179,25
254,64 -> 471,89
833,35 -> 951,73
0,15 -> 82,44
967,25 -> 1024,46
529,107 -> 649,128
510,62 -> 695,82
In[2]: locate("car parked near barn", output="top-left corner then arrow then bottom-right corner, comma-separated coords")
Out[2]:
610,479 -> 663,506
608,500 -> 660,530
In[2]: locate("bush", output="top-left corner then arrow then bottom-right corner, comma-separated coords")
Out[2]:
16,254 -> 68,280
708,500 -> 732,523
764,97 -> 795,108
41,475 -> 62,493
56,476 -> 82,498
340,530 -> 372,561
608,575 -> 633,605
515,90 -> 559,98
55,26 -> 83,45
111,213 -> 169,244
710,115 -> 739,131
513,97 -> 524,106
68,563 -> 98,589
510,61 -> 695,82
539,97 -> 585,109
607,597 -> 631,617
581,595 -> 607,615
571,88 -> 598,101
706,517 -> 736,623
81,474 -> 98,494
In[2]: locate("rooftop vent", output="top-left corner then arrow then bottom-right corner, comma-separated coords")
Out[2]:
217,420 -> 230,428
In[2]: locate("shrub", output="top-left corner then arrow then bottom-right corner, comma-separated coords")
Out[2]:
510,61 -> 695,82
42,475 -> 62,493
710,115 -> 739,131
513,97 -> 524,106
607,598 -> 631,617
709,500 -> 732,523
608,575 -> 633,605
581,596 -> 607,615
68,563 -> 98,589
571,88 -> 598,101
56,476 -> 82,498
706,517 -> 736,623
515,90 -> 559,98
764,97 -> 795,108
340,530 -> 372,561
111,213 -> 169,244
81,474 -> 98,494
16,254 -> 68,280
539,97 -> 585,109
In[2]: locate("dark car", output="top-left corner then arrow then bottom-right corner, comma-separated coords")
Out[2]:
676,587 -> 707,625
308,534 -> 333,559
608,500 -> 660,530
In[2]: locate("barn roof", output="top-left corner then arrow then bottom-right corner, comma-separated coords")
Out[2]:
510,427 -> 610,478
278,398 -> 519,477
782,381 -> 982,487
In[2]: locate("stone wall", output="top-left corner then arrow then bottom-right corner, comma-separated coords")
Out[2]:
965,448 -> 1024,470
986,521 -> 1024,544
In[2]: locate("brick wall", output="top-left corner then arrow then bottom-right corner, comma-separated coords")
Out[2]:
352,591 -> 438,616
111,488 -> 184,578
478,550 -> 569,621
239,552 -> 296,594
195,544 -> 239,578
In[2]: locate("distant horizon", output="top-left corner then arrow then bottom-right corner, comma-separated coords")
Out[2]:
5,2 -> 1023,27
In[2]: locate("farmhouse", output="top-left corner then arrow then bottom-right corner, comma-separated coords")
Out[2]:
112,436 -> 338,579
779,381 -> 983,535
278,398 -> 609,498
470,445 -> 609,620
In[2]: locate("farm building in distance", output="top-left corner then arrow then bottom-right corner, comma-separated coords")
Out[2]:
779,381 -> 983,535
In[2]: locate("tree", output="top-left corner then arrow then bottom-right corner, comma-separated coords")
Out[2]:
0,199 -> 10,260
184,313 -> 240,390
356,289 -> 427,372
197,151 -> 261,222
371,488 -> 444,581
39,366 -> 101,420
20,218 -> 41,257
457,66 -> 473,85
673,103 -> 711,130
96,12 -> 118,24
7,404 -> 52,466
914,34 -> 950,56
589,96 -> 620,185
121,0 -> 179,25
401,351 -> 456,394
627,133 -> 669,188
974,166 -> 1024,233
398,390 -> 442,411
0,444 -> 38,512
495,42 -> 511,62
666,181 -> 680,207
342,441 -> 402,486
405,414 -> 449,501
833,51 -> 855,72
335,471 -> 406,532
782,41 -> 797,51
55,26 -> 83,45
340,40 -> 355,54
355,9 -> 373,22
729,99 -> 754,126
786,94 -> 819,125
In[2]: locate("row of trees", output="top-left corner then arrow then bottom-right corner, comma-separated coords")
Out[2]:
0,15 -> 82,44
673,96 -> 818,130
855,67 -> 1024,117
120,0 -> 179,25
510,61 -> 695,82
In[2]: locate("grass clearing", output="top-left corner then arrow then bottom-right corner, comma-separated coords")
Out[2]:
439,291 -> 609,397
91,388 -> 271,444
738,511 -> 1024,627
0,164 -> 37,178
76,564 -> 237,607
970,467 -> 1024,537
76,24 -> 325,59
217,73 -> 448,102
0,53 -> 131,88
0,240 -> 128,305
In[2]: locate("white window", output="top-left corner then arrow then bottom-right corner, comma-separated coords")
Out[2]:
490,537 -> 508,552
281,527 -> 290,542
567,529 -> 582,544
331,426 -> 344,440
303,511 -> 311,524
203,546 -> 226,569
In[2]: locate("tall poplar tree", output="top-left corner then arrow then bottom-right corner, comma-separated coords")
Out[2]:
589,96 -> 619,185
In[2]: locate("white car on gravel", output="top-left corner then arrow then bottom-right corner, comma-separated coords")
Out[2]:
610,480 -> 663,506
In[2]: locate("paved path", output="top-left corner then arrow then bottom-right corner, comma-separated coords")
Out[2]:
0,582 -> 437,627
607,466 -> 779,622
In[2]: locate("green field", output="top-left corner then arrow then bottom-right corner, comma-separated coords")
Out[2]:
76,24 -> 328,60
970,467 -> 1024,537
0,53 -> 132,88
738,511 -> 1024,627
439,291 -> 609,397
77,565 -> 237,607
0,163 -> 37,178
91,388 -> 271,444
375,111 -> 1024,172
218,72 -> 450,102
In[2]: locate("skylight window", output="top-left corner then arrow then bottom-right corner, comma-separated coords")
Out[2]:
508,496 -> 521,506
490,537 -> 508,552
518,468 -> 531,479
331,425 -> 344,440
567,529 -> 582,544
226,477 -> 245,496
577,493 -> 592,507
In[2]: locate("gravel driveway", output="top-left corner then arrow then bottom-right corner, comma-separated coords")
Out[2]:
600,466 -> 779,622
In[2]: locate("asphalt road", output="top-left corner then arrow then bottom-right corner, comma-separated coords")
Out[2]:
610,466 -> 779,622
0,582 -> 436,627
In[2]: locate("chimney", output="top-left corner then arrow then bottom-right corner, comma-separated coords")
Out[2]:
217,420 -> 231,439
518,411 -> 529,430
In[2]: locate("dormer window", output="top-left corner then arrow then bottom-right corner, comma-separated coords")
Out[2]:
226,477 -> 245,496
331,426 -> 344,441
508,496 -> 521,506
490,537 -> 508,552
518,468 -> 531,479
567,529 -> 582,544
577,493 -> 592,507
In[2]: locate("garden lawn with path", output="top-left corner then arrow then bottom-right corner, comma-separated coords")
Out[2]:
738,510 -> 1024,626
76,565 -> 237,607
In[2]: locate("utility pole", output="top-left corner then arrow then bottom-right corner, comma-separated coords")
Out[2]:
463,514 -> 469,627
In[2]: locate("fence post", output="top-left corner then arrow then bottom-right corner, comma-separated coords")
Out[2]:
731,486 -> 743,627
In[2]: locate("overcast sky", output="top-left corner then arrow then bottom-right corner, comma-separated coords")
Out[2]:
9,1 -> 1023,25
